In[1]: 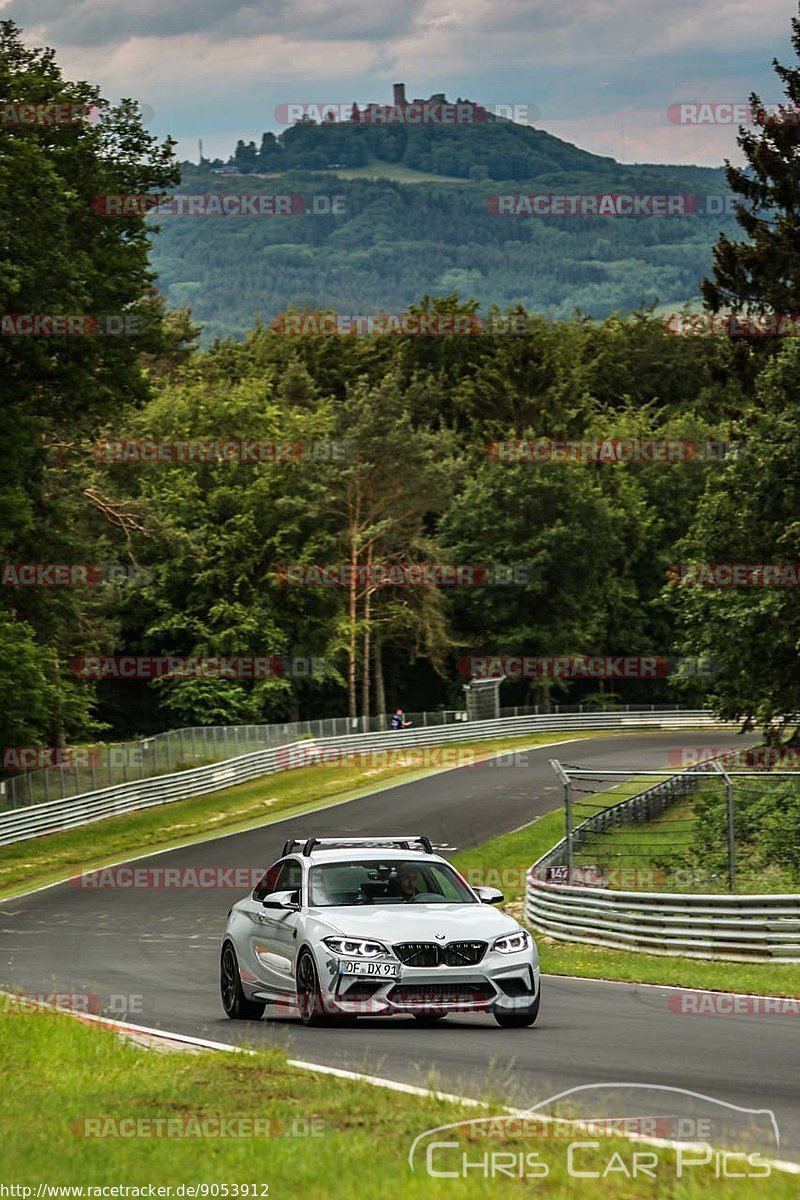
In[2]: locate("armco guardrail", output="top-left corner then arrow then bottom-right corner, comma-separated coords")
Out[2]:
525,772 -> 800,962
2,709 -> 474,809
2,702 -> 693,809
0,709 -> 733,846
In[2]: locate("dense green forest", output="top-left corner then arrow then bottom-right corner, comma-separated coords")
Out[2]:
152,135 -> 738,341
149,95 -> 740,341
3,15 -> 800,761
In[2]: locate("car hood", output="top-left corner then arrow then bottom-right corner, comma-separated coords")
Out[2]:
309,902 -> 521,943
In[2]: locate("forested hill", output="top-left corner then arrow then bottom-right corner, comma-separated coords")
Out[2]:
148,114 -> 736,342
224,109 -> 618,179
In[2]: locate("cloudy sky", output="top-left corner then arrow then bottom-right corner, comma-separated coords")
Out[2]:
3,0 -> 798,166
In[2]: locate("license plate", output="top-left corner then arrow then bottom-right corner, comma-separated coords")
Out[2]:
339,959 -> 400,978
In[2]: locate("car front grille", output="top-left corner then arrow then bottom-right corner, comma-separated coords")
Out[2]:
442,940 -> 487,966
393,942 -> 440,967
388,983 -> 495,1007
393,940 -> 487,967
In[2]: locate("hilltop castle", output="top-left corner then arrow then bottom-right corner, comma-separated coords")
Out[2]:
350,84 -> 486,124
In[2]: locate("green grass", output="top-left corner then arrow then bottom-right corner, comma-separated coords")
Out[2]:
329,159 -> 465,183
451,818 -> 800,997
1,1006 -> 795,1194
2,733 -> 308,812
0,731 -> 606,901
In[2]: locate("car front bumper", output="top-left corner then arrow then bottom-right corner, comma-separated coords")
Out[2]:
316,952 -> 540,1016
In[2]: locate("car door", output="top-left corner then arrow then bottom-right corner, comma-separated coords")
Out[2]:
249,857 -> 304,997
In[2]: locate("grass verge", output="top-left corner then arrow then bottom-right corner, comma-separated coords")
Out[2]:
0,731 -> 605,902
0,1006 -> 794,1195
451,817 -> 800,997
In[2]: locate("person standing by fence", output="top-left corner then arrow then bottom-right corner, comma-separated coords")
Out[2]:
390,708 -> 411,730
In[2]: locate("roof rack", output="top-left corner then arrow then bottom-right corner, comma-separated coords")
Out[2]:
281,835 -> 434,857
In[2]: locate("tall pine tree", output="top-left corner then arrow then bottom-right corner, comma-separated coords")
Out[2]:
703,8 -> 800,315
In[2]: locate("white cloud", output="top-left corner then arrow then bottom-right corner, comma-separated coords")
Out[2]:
3,0 -> 796,165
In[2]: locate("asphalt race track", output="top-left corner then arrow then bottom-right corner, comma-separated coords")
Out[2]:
3,730 -> 799,1157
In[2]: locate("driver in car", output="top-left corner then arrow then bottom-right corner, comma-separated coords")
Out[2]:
389,863 -> 424,900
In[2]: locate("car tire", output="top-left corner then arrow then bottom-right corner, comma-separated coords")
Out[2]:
494,985 -> 540,1028
220,943 -> 266,1020
296,949 -> 332,1026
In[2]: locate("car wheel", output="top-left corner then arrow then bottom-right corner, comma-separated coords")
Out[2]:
296,950 -> 331,1026
494,985 -> 540,1028
220,943 -> 266,1020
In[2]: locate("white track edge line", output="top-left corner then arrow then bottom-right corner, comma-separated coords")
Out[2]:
541,973 -> 800,1002
3,992 -> 798,1175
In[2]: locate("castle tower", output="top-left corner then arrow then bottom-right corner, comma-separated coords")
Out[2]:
393,83 -> 407,106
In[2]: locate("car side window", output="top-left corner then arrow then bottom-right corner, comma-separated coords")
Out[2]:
253,858 -> 302,901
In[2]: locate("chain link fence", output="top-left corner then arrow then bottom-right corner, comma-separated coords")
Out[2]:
1,712 -> 459,811
0,702 -> 689,813
547,756 -> 800,894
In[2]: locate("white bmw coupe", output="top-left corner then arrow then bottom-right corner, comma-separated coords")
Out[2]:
220,835 -> 540,1027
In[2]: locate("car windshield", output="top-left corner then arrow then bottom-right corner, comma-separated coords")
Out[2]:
309,859 -> 476,907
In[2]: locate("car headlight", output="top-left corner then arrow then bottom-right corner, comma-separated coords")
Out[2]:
323,936 -> 390,957
492,930 -> 530,954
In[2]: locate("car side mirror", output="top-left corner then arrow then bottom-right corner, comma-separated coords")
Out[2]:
261,889 -> 300,910
474,885 -> 504,905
